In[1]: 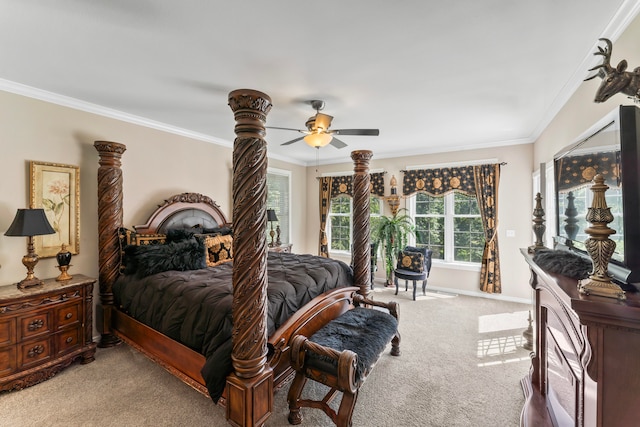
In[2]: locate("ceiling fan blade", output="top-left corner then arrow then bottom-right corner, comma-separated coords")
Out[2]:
331,129 -> 380,136
280,136 -> 306,146
266,126 -> 306,133
314,113 -> 333,131
330,137 -> 348,149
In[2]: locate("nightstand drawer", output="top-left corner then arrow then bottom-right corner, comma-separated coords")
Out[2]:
19,311 -> 51,340
0,318 -> 15,346
56,302 -> 80,329
19,337 -> 52,368
56,328 -> 81,354
0,346 -> 17,376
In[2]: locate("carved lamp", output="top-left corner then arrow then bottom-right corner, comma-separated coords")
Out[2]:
267,209 -> 278,247
4,208 -> 56,289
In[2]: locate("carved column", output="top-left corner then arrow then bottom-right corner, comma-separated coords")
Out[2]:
94,141 -> 126,348
578,174 -> 625,300
351,150 -> 373,298
226,89 -> 273,427
528,192 -> 546,253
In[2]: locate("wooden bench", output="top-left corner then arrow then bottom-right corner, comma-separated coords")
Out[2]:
287,294 -> 400,427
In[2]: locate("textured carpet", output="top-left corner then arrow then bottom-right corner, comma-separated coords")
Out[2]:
0,286 -> 532,426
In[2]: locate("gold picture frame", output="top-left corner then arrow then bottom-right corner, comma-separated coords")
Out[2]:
30,161 -> 80,258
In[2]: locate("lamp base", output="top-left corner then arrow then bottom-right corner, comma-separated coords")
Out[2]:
578,277 -> 626,300
17,276 -> 44,290
56,265 -> 73,282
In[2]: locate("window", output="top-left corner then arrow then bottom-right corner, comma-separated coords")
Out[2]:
328,195 -> 382,253
266,168 -> 291,244
410,192 -> 484,263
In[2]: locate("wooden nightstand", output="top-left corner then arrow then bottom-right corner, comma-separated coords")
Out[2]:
0,274 -> 97,392
268,243 -> 292,253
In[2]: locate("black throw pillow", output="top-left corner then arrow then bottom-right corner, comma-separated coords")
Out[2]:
128,237 -> 206,277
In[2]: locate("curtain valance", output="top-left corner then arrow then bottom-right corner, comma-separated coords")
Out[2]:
402,166 -> 476,197
330,172 -> 385,198
556,151 -> 620,192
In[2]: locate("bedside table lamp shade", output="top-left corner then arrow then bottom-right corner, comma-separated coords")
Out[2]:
5,208 -> 56,289
267,209 -> 278,247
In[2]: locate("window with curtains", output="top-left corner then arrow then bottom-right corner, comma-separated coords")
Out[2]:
266,168 -> 291,244
410,192 -> 484,263
328,195 -> 382,253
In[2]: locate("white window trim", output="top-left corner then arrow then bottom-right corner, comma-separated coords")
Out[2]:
267,167 -> 291,244
327,195 -> 383,255
409,192 -> 483,266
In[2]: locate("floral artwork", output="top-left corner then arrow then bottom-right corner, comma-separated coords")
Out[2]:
30,162 -> 80,257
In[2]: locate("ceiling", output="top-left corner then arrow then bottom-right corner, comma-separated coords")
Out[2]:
1,0 -> 638,165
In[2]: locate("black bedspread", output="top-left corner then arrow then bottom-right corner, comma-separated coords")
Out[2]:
113,251 -> 353,401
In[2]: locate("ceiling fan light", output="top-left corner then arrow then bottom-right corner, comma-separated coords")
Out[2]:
304,133 -> 333,148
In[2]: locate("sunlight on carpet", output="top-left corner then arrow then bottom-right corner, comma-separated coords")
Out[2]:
476,310 -> 531,367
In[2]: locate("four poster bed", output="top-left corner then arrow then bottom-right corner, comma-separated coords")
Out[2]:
94,90 -> 389,426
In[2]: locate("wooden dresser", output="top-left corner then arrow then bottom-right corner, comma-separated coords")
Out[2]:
520,249 -> 640,427
0,274 -> 97,392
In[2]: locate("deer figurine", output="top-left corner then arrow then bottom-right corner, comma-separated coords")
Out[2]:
585,38 -> 640,103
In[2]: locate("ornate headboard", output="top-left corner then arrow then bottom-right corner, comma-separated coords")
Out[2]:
133,193 -> 231,234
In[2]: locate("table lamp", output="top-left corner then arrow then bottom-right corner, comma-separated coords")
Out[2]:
267,209 -> 278,247
4,208 -> 56,289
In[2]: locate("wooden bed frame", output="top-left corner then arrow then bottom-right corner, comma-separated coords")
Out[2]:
94,89 -> 375,427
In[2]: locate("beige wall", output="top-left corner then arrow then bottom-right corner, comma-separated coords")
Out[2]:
534,14 -> 640,166
304,143 -> 535,302
0,91 -> 306,337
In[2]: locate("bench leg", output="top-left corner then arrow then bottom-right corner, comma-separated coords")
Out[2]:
336,389 -> 359,427
405,280 -> 408,292
422,279 -> 428,295
412,280 -> 417,300
394,276 -> 399,295
287,372 -> 308,425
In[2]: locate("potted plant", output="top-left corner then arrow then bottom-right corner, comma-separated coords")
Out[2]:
372,208 -> 416,286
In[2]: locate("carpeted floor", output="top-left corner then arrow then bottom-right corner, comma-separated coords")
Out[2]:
0,286 -> 532,426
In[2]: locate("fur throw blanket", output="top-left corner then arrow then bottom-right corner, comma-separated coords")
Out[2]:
532,249 -> 592,280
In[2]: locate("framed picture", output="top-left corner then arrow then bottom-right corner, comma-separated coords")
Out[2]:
30,161 -> 80,258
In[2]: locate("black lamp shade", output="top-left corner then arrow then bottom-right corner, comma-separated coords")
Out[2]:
5,209 -> 56,237
267,209 -> 278,222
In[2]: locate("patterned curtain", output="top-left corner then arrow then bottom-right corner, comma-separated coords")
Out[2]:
330,172 -> 386,198
318,173 -> 385,257
473,164 -> 501,294
401,164 -> 502,293
318,177 -> 333,257
402,166 -> 476,197
370,172 -> 385,197
556,150 -> 621,192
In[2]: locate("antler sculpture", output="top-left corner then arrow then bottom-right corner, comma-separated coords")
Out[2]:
585,38 -> 640,103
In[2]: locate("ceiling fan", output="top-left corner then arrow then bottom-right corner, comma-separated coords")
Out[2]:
267,100 -> 380,149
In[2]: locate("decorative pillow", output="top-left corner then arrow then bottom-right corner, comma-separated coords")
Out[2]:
202,226 -> 233,236
128,237 -> 206,277
396,250 -> 425,273
165,228 -> 196,243
118,227 -> 167,273
204,234 -> 233,267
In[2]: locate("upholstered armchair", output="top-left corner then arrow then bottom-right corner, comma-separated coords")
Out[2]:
393,246 -> 433,300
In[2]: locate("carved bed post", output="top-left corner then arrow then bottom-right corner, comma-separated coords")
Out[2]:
351,150 -> 373,298
226,89 -> 273,427
93,141 -> 126,348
